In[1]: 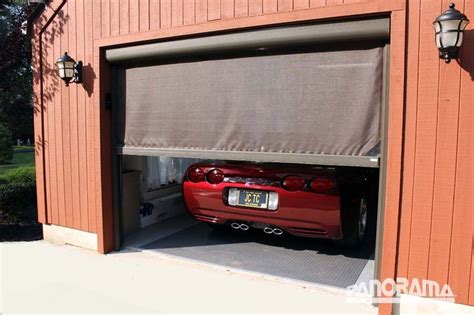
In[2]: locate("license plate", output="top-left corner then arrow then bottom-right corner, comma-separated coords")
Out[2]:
236,189 -> 269,209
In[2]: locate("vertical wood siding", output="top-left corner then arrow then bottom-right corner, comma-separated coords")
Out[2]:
397,0 -> 474,306
34,0 -> 473,306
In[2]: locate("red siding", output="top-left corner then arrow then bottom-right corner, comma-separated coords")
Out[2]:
208,0 -> 221,21
235,0 -> 248,18
129,0 -> 140,33
149,0 -> 160,30
294,0 -> 310,10
450,1 -> 474,304
396,0 -> 474,306
68,0 -> 79,230
263,0 -> 278,14
310,0 -> 326,8
249,0 -> 263,16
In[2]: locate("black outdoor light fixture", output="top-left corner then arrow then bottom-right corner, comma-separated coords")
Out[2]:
433,3 -> 469,63
56,52 -> 82,86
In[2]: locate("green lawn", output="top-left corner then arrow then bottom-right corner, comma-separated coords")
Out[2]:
0,149 -> 35,176
13,145 -> 35,151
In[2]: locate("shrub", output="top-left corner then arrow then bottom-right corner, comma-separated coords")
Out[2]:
0,123 -> 14,164
0,182 -> 37,222
0,166 -> 36,184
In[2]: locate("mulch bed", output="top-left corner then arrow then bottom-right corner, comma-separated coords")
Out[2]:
0,212 -> 43,242
0,222 -> 42,241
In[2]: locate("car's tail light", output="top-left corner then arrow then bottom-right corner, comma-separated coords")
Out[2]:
310,177 -> 333,194
207,169 -> 225,184
188,167 -> 205,183
282,176 -> 305,191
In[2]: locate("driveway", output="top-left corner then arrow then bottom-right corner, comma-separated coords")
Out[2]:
0,241 -> 376,314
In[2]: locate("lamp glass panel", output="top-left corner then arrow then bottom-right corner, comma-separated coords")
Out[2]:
59,68 -> 66,78
65,68 -> 74,78
456,32 -> 464,47
440,19 -> 462,32
435,33 -> 442,48
64,60 -> 75,69
57,62 -> 65,70
434,21 -> 441,33
440,31 -> 459,47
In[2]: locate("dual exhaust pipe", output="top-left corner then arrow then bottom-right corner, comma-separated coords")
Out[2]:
230,222 -> 250,231
230,222 -> 283,235
263,227 -> 284,235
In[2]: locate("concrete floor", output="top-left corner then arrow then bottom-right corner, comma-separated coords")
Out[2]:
0,241 -> 377,314
126,216 -> 374,289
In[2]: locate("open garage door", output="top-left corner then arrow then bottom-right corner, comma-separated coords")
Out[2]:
107,18 -> 390,291
108,18 -> 389,168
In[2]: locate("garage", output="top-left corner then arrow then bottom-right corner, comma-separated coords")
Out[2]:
29,0 -> 474,312
106,17 -> 388,290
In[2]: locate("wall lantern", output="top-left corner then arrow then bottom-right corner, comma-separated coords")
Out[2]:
433,3 -> 469,63
55,52 -> 82,86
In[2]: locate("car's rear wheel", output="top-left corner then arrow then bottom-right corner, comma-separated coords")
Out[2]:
335,196 -> 368,248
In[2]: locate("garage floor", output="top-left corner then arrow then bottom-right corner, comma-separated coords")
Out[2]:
125,215 -> 374,289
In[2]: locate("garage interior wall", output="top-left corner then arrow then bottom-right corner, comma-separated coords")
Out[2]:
32,0 -> 474,308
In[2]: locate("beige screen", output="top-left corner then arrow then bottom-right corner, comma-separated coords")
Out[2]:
121,46 -> 383,160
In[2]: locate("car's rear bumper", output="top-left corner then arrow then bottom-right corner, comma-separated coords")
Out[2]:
183,181 -> 343,239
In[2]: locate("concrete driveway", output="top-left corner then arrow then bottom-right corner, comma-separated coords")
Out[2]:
0,241 -> 376,314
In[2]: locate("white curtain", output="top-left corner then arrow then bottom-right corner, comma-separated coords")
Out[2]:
145,157 -> 200,190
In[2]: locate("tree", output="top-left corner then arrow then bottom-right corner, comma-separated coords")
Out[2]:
0,123 -> 13,164
0,3 -> 33,142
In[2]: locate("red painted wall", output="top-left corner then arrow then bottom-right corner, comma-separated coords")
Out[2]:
397,0 -> 474,306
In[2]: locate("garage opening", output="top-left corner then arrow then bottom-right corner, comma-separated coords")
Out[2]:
108,18 -> 389,290
120,155 -> 379,288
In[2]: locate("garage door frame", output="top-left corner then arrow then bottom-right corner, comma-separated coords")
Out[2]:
92,7 -> 406,313
108,18 -> 391,285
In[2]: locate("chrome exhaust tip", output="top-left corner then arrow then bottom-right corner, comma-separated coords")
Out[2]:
240,224 -> 250,231
263,226 -> 284,235
273,228 -> 283,236
263,227 -> 274,234
231,222 -> 250,231
231,222 -> 241,230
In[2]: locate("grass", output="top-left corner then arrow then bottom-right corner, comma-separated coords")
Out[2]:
13,145 -> 34,150
0,147 -> 39,241
0,149 -> 35,176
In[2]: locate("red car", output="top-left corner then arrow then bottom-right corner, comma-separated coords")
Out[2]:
183,162 -> 374,247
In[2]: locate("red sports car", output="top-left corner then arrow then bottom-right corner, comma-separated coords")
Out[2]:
183,162 -> 374,247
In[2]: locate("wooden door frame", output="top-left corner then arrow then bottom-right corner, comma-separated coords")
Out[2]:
95,10 -> 406,315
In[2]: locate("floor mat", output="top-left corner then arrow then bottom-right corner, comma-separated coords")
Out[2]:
139,223 -> 373,288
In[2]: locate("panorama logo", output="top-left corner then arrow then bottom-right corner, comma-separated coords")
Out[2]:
346,277 -> 455,304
